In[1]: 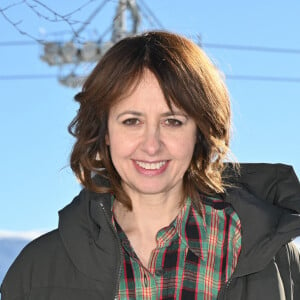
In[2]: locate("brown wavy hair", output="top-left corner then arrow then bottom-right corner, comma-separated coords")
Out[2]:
68,31 -> 232,209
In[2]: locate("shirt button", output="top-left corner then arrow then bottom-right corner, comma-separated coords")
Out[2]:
155,269 -> 164,277
144,274 -> 148,287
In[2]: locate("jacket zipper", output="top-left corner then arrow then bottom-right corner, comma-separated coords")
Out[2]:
217,277 -> 233,300
99,202 -> 123,300
225,278 -> 232,297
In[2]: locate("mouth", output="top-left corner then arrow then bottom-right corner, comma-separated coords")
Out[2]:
134,160 -> 167,170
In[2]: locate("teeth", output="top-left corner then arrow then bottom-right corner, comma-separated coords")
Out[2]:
135,161 -> 166,170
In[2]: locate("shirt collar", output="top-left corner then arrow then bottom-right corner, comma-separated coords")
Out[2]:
175,197 -> 208,260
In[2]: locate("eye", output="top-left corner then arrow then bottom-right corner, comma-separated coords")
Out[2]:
122,118 -> 141,126
164,118 -> 183,127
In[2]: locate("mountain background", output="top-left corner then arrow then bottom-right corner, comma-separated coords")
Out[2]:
1,236 -> 300,284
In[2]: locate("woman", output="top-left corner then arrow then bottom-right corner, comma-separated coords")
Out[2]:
1,31 -> 300,300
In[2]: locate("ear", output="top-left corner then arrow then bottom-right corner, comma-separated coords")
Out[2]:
105,133 -> 110,145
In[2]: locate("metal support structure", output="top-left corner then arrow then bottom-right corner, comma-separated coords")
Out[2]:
39,0 -> 142,87
112,0 -> 140,42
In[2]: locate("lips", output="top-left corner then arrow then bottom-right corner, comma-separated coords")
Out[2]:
133,160 -> 169,175
135,160 -> 167,170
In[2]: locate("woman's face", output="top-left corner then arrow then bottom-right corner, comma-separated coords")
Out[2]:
106,70 -> 197,200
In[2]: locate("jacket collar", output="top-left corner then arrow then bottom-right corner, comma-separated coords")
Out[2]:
58,188 -> 121,284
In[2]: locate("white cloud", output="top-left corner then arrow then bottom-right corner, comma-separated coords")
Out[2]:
0,230 -> 45,240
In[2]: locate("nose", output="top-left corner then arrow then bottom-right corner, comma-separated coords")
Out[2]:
141,126 -> 162,156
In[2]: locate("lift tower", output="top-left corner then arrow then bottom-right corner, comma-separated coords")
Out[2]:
40,0 -> 141,87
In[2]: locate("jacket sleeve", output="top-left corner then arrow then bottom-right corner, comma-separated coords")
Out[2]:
0,241 -> 34,300
0,230 -> 60,300
289,242 -> 300,299
0,259 -> 30,300
275,242 -> 300,300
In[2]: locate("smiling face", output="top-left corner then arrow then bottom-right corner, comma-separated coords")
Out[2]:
106,70 -> 197,201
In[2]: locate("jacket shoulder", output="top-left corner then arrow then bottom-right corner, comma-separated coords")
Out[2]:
224,163 -> 300,212
0,229 -> 65,299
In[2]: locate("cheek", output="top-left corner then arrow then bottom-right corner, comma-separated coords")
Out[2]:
172,131 -> 196,157
107,131 -> 137,160
165,140 -> 195,168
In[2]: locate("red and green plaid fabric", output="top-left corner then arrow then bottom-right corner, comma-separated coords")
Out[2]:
112,196 -> 241,300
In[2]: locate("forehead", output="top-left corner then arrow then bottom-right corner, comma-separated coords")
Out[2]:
110,69 -> 181,114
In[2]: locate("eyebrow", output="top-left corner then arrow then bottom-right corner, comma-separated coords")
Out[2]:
116,110 -> 188,120
116,111 -> 142,120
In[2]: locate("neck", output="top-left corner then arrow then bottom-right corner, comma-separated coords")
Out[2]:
113,188 -> 184,268
114,189 -> 183,236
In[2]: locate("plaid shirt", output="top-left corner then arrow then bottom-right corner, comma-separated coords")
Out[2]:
112,196 -> 241,300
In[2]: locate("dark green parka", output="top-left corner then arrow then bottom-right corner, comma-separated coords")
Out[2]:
1,163 -> 300,299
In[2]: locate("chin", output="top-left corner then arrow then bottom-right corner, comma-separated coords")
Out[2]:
133,183 -> 175,196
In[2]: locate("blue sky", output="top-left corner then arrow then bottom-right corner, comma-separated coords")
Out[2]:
0,0 -> 300,235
